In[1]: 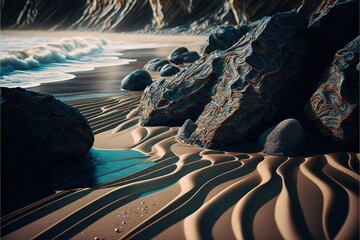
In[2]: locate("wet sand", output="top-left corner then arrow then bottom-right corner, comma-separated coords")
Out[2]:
1,32 -> 359,240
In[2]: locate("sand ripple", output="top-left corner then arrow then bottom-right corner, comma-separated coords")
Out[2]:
1,94 -> 358,240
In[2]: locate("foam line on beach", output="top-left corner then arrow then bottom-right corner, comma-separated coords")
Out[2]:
0,37 -> 107,75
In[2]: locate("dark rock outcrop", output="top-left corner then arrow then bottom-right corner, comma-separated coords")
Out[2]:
308,0 -> 359,55
139,9 -> 313,150
259,119 -> 305,156
1,0 -> 334,33
144,58 -> 171,72
1,87 -> 94,174
200,24 -> 251,55
121,69 -> 152,91
160,64 -> 180,77
304,37 -> 359,152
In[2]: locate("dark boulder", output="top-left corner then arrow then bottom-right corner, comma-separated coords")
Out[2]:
304,37 -> 359,152
169,47 -> 189,64
144,58 -> 171,71
183,51 -> 200,64
259,119 -> 305,156
1,87 -> 94,214
139,9 -> 313,150
1,87 -> 94,176
121,69 -> 152,91
200,24 -> 251,55
160,64 -> 180,77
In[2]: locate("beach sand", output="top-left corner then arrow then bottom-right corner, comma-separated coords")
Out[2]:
1,32 -> 359,240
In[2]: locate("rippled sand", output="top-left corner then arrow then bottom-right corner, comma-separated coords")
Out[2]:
2,93 -> 358,240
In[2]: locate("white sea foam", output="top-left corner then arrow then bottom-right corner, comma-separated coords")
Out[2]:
0,37 -> 107,75
0,35 -> 171,88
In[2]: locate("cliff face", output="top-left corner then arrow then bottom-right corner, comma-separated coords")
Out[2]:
1,0 -> 333,32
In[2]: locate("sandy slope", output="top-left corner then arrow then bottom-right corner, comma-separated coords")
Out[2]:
1,93 -> 358,240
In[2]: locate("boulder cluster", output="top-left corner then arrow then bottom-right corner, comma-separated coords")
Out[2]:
138,0 -> 359,155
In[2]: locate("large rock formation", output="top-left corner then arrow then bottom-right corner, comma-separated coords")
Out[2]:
139,9 -> 314,150
304,37 -> 359,152
1,87 -> 94,174
1,0 -> 335,32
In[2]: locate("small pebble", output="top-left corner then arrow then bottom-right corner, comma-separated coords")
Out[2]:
122,221 -> 126,224
115,228 -> 121,233
141,202 -> 145,204
141,214 -> 144,217
94,237 -> 100,240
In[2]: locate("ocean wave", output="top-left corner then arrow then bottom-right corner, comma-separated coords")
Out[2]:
0,37 -> 107,75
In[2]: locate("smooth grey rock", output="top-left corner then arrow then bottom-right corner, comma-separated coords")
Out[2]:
121,69 -> 152,91
176,119 -> 197,142
260,119 -> 305,156
160,64 -> 180,77
144,58 -> 170,71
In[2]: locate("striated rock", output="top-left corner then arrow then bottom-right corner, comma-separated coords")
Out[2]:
139,9 -> 313,150
139,52 -> 221,126
160,64 -> 180,77
304,37 -> 359,151
259,119 -> 305,156
144,58 -> 171,71
182,51 -> 201,64
168,47 -> 189,64
176,119 -> 198,142
200,24 -> 251,55
2,0 -> 334,33
121,69 -> 152,91
1,87 -> 94,174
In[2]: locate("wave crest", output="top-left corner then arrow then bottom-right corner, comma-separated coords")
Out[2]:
0,37 -> 107,75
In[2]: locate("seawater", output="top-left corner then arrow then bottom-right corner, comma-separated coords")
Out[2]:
52,148 -> 153,189
0,34 -> 165,88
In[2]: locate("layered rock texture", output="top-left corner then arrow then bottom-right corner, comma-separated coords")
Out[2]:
304,37 -> 359,151
140,9 -> 313,149
139,0 -> 359,153
2,0 -> 335,32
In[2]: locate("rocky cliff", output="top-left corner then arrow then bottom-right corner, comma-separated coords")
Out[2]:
1,0 -> 334,33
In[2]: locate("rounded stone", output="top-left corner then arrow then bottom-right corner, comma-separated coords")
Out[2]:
144,58 -> 170,71
121,69 -> 152,91
182,51 -> 200,63
160,64 -> 180,77
168,47 -> 189,64
259,118 -> 305,156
